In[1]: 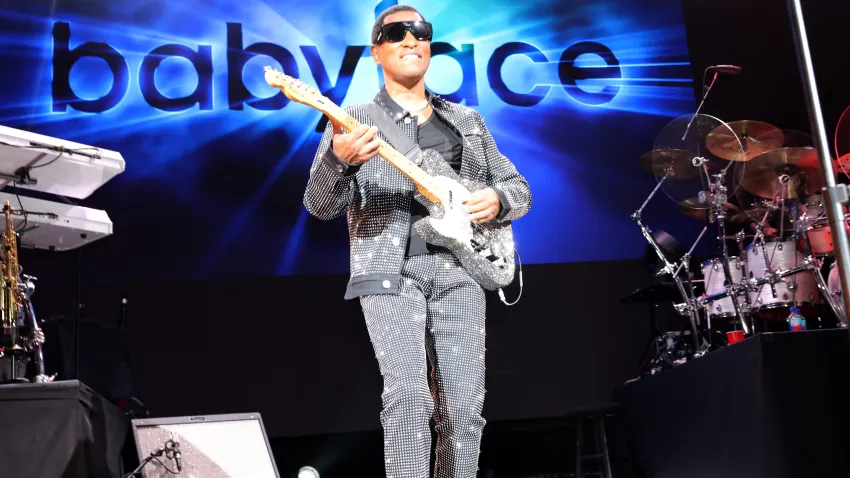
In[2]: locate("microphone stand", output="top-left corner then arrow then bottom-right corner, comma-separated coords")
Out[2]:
682,69 -> 719,142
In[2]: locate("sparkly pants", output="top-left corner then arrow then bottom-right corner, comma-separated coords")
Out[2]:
360,251 -> 487,478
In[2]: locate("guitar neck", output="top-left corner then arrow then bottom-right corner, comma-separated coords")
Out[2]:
327,104 -> 443,203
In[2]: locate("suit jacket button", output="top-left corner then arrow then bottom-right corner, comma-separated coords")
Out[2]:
382,280 -> 391,289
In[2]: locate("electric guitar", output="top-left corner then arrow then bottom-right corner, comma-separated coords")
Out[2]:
263,66 -> 516,290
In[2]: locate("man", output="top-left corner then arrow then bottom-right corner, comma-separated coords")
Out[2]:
303,5 -> 532,477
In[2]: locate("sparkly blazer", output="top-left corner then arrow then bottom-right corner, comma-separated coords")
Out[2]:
304,87 -> 532,299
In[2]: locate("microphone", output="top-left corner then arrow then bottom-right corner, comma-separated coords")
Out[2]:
173,443 -> 182,472
165,436 -> 183,473
707,65 -> 742,75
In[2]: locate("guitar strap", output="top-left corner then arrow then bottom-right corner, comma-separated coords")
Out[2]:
362,101 -> 423,166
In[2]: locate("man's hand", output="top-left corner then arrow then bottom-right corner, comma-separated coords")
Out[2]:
465,188 -> 501,224
332,123 -> 381,165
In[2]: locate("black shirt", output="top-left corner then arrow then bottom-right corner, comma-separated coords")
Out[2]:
406,112 -> 464,256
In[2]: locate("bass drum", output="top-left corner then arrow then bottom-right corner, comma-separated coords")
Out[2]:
701,257 -> 748,319
747,239 -> 822,320
828,262 -> 849,326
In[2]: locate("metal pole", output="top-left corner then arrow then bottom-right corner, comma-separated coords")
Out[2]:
786,0 -> 850,329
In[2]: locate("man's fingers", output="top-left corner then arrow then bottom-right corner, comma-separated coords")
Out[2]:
361,138 -> 381,158
470,209 -> 494,223
464,195 -> 486,206
352,126 -> 378,150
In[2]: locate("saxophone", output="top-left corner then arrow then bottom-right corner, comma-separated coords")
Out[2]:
1,200 -> 49,382
1,200 -> 19,330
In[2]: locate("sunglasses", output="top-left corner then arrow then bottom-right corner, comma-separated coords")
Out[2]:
375,21 -> 433,43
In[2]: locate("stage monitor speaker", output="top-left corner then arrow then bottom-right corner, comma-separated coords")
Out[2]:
131,413 -> 280,478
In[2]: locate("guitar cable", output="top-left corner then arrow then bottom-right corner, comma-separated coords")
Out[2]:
498,249 -> 523,306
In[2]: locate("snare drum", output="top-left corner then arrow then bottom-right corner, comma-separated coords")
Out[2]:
701,257 -> 747,319
747,238 -> 822,319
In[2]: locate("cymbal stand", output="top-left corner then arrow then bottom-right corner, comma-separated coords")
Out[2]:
734,228 -> 755,315
632,171 -> 703,351
704,169 -> 752,335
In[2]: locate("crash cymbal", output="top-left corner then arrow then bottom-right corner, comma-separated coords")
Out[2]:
739,147 -> 823,199
783,129 -> 813,148
678,197 -> 739,222
639,149 -> 700,179
706,120 -> 784,161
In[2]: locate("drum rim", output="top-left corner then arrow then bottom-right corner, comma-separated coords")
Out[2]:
746,238 -> 798,250
702,256 -> 741,266
751,300 -> 820,313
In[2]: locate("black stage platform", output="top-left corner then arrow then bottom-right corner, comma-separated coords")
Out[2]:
617,329 -> 850,478
0,380 -> 129,477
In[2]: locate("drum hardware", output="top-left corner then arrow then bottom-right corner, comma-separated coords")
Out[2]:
679,197 -> 739,223
632,169 -> 705,351
706,167 -> 753,334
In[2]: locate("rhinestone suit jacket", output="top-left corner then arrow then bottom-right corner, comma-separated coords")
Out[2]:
304,88 -> 532,299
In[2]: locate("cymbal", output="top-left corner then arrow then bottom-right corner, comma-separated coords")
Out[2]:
706,120 -> 784,161
639,149 -> 699,179
783,129 -> 813,148
739,147 -> 822,199
730,208 -> 773,224
678,197 -> 739,222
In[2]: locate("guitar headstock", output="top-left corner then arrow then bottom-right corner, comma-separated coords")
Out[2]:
263,66 -> 330,112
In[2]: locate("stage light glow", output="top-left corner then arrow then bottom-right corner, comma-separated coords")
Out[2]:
297,465 -> 320,478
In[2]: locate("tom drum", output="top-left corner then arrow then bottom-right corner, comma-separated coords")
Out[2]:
701,257 -> 747,319
747,239 -> 822,320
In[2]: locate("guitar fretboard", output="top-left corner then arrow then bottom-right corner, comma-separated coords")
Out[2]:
331,104 -> 443,203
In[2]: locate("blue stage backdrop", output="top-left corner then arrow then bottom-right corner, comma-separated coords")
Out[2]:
0,0 -> 695,282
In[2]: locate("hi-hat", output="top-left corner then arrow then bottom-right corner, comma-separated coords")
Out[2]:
678,197 -> 739,222
730,208 -> 774,224
639,149 -> 700,179
706,120 -> 784,161
739,147 -> 823,199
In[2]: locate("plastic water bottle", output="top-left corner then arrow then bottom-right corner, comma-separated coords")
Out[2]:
787,307 -> 807,332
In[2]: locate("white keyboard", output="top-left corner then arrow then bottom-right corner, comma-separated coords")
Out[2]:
0,125 -> 125,199
0,192 -> 112,251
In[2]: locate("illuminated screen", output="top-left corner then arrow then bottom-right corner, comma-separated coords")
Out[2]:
0,0 -> 695,281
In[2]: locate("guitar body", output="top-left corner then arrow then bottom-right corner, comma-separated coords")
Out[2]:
412,149 -> 516,290
262,67 -> 517,291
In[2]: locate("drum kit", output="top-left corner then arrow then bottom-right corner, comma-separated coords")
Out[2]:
632,106 -> 850,368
